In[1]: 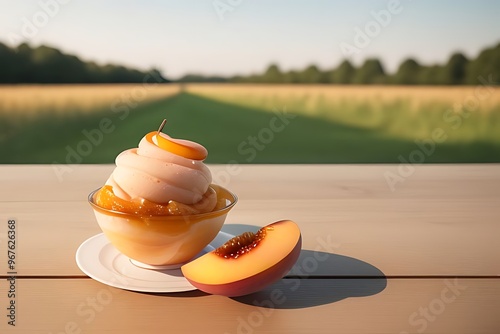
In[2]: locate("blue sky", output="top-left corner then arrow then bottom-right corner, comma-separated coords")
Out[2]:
0,0 -> 499,79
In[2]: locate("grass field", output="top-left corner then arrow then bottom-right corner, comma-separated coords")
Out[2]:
0,84 -> 499,164
187,84 -> 500,144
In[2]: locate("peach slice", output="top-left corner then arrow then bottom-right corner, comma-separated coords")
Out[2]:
181,220 -> 302,297
145,131 -> 208,160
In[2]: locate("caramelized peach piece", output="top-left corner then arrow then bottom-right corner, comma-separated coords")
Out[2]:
95,185 -> 216,216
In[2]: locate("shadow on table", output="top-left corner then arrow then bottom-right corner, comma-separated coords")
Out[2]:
223,224 -> 387,309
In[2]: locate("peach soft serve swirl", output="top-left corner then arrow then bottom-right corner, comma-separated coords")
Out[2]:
95,128 -> 218,216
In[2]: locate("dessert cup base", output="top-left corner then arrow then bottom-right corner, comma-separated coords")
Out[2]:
130,259 -> 187,270
129,243 -> 216,271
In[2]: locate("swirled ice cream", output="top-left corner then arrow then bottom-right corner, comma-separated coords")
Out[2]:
95,121 -> 218,216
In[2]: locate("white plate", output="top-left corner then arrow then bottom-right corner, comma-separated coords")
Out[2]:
76,231 -> 233,293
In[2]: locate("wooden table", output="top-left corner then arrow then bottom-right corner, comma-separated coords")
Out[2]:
1,164 -> 499,333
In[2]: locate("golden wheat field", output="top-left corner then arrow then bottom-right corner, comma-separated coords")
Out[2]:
0,84 -> 499,163
1,84 -> 499,116
186,84 -> 500,113
1,84 -> 499,114
0,84 -> 181,115
184,84 -> 500,143
1,83 -> 499,143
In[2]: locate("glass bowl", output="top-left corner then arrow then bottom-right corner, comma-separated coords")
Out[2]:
88,184 -> 237,268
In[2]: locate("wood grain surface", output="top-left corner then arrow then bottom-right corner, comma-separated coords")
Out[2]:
0,278 -> 498,334
0,164 -> 499,333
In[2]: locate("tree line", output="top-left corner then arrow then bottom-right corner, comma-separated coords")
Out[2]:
0,42 -> 168,84
189,42 -> 500,85
1,41 -> 498,85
